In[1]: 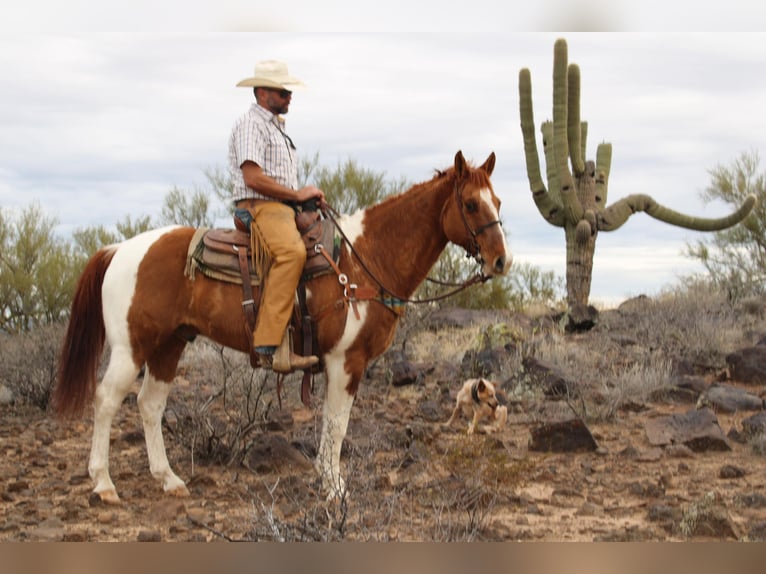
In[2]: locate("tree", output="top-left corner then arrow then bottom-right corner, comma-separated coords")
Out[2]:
70,214 -> 153,267
159,186 -> 214,228
311,157 -> 408,214
685,150 -> 766,299
0,203 -> 77,333
162,167 -> 233,226
413,245 -> 564,311
115,214 -> 153,239
519,38 -> 756,308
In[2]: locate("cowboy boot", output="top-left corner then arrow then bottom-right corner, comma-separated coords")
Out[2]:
261,329 -> 319,373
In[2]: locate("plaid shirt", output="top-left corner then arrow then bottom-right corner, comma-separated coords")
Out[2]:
229,103 -> 298,202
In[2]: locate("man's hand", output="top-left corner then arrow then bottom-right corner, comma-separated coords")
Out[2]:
296,185 -> 326,205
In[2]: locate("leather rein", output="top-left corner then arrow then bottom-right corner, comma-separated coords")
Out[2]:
319,181 -> 502,307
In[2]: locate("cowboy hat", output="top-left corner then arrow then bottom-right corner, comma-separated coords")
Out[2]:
236,60 -> 307,90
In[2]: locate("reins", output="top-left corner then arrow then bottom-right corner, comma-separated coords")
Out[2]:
319,189 -> 494,307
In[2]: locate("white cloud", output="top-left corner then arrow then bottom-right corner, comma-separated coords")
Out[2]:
1,33 -> 765,303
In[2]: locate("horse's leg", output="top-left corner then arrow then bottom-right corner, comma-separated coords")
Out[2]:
88,347 -> 140,504
137,371 -> 189,497
138,336 -> 190,497
316,355 -> 359,500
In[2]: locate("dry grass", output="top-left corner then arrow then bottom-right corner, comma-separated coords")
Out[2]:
3,276 -> 764,540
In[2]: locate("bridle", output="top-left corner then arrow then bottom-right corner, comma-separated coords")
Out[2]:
318,176 -> 503,307
453,180 -> 503,263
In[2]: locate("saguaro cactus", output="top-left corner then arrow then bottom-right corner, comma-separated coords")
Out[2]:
519,38 -> 756,307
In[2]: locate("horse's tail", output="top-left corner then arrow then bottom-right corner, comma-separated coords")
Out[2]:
51,246 -> 117,419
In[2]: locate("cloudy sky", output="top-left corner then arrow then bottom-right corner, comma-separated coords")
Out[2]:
2,31 -> 766,305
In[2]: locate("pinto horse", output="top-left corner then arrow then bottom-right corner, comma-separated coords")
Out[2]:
52,151 -> 511,503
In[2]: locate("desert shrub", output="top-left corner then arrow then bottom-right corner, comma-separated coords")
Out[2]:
685,150 -> 766,302
416,248 -> 564,312
650,278 -> 757,370
514,277 -> 762,421
167,339 -> 281,467
0,323 -> 65,410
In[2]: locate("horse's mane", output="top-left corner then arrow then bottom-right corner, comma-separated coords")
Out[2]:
370,161 -> 490,214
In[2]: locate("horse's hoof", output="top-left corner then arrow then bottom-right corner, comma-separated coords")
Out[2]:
167,484 -> 191,498
97,489 -> 121,505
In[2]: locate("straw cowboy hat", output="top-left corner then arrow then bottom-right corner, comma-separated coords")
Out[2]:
236,60 -> 307,90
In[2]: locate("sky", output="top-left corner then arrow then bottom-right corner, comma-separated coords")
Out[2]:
2,28 -> 766,305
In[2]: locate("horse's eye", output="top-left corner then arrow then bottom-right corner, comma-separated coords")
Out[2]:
465,200 -> 478,214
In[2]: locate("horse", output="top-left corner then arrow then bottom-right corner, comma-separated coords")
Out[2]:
52,150 -> 511,503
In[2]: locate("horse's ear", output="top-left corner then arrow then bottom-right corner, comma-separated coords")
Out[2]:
454,150 -> 466,178
480,152 -> 496,176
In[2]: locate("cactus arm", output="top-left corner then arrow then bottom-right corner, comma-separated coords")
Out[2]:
519,68 -> 548,197
552,39 -> 583,223
594,142 -> 611,208
541,122 -> 563,209
520,68 -> 565,226
567,63 -> 585,176
597,193 -> 757,232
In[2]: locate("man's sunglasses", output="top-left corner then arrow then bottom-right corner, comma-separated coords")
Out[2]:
265,88 -> 292,98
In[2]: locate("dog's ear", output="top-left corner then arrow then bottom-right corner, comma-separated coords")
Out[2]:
477,379 -> 486,392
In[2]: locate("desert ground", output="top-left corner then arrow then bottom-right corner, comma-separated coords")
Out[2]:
2,295 -> 766,542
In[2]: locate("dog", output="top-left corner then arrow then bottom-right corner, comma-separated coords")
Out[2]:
445,378 -> 507,435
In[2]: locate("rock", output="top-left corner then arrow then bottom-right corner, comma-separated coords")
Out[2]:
243,434 -> 313,474
575,501 -> 603,517
118,430 -> 145,445
737,492 -> 766,508
698,383 -> 764,413
416,399 -> 443,422
137,530 -> 162,542
665,444 -> 695,458
647,503 -> 682,533
618,295 -> 653,313
680,494 -> 740,539
748,521 -> 766,541
62,532 -> 88,542
741,412 -> 766,439
650,375 -> 708,404
0,384 -> 14,405
726,346 -> 766,385
186,507 -> 214,525
461,346 -> 512,378
562,304 -> 599,332
528,417 -> 598,453
635,447 -> 664,462
521,356 -> 576,398
7,480 -> 29,493
644,408 -> 731,452
390,360 -> 427,387
719,465 -> 746,479
148,499 -> 186,522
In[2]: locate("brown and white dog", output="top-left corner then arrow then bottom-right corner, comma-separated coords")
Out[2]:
445,378 -> 507,435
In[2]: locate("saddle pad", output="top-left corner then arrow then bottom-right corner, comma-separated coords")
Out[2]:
185,222 -> 341,286
185,227 -> 262,286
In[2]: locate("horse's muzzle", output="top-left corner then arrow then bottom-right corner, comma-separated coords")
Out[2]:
488,253 -> 512,276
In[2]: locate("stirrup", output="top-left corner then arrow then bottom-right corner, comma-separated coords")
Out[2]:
270,329 -> 319,373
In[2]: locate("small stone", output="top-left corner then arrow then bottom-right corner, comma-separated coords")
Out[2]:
137,530 -> 162,542
718,465 -> 746,479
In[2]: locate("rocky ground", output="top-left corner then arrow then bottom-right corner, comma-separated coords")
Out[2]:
2,299 -> 766,542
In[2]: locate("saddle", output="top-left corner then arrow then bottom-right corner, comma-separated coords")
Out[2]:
184,208 -> 340,406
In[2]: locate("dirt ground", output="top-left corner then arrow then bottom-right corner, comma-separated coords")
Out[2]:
2,363 -> 765,542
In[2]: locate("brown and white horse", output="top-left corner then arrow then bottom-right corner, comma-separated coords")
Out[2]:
52,151 -> 511,503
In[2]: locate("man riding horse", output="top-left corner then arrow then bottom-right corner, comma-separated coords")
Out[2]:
229,60 -> 324,373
